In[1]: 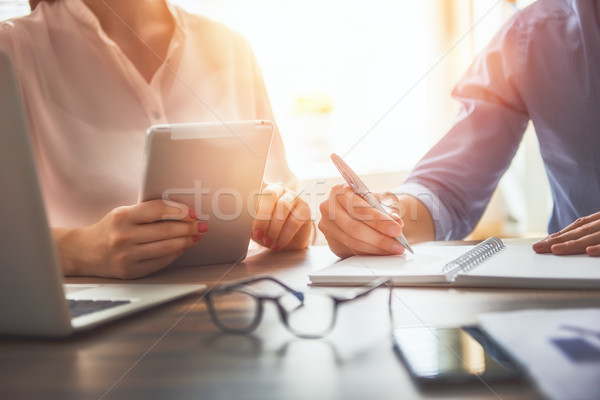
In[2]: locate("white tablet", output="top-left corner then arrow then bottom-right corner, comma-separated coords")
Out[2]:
139,120 -> 274,267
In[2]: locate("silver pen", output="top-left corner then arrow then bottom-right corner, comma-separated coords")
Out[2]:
330,153 -> 414,254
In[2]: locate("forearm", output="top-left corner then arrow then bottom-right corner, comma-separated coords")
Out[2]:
51,226 -> 84,276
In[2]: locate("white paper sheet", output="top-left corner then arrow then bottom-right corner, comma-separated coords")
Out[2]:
478,308 -> 600,400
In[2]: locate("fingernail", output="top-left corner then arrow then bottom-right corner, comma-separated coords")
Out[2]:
189,208 -> 197,220
198,222 -> 208,233
532,240 -> 544,249
254,228 -> 264,240
271,245 -> 280,251
263,237 -> 273,247
392,243 -> 405,253
552,243 -> 566,251
193,235 -> 202,243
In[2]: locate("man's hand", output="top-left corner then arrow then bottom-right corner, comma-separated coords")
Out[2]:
533,211 -> 600,256
318,184 -> 406,259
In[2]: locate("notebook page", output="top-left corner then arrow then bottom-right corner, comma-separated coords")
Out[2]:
310,245 -> 472,285
456,244 -> 600,288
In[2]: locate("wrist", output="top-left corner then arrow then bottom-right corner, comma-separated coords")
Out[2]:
284,220 -> 313,250
396,194 -> 435,242
52,226 -> 86,276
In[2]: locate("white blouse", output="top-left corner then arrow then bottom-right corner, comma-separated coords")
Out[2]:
0,0 -> 295,227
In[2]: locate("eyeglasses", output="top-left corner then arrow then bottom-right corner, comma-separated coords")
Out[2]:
205,275 -> 391,339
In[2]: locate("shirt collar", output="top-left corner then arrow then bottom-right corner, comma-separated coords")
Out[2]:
165,2 -> 186,53
63,0 -> 104,35
166,1 -> 187,34
62,0 -> 186,49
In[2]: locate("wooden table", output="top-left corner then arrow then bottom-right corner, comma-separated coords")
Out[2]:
2,245 -> 599,399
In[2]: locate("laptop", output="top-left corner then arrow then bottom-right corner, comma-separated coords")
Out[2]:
0,49 -> 206,337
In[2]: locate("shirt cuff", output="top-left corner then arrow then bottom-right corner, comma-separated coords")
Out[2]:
395,182 -> 453,241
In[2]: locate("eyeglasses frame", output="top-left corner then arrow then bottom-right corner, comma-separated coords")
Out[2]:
205,275 -> 392,339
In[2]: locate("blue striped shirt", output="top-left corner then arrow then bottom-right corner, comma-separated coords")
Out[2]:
400,0 -> 600,240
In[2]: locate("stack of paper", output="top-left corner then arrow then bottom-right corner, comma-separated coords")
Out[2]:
478,308 -> 600,400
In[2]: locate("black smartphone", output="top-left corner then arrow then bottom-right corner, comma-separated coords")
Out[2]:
392,326 -> 524,386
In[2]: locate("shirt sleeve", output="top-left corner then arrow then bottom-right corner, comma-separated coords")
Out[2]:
398,13 -> 530,240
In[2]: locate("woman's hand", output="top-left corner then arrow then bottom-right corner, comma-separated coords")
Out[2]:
252,183 -> 312,251
533,211 -> 600,256
318,184 -> 405,259
54,200 -> 208,279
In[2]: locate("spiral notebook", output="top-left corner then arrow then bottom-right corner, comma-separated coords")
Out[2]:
310,237 -> 600,289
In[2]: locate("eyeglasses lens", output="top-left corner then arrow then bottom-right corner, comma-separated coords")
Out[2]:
210,289 -> 260,331
281,293 -> 336,337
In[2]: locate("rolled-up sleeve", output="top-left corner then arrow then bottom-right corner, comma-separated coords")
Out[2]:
398,13 -> 530,240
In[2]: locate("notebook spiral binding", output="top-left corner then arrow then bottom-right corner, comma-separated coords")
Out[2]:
442,237 -> 505,281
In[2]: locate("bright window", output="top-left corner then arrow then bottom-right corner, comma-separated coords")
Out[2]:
1,0 -> 517,180
171,0 -> 518,180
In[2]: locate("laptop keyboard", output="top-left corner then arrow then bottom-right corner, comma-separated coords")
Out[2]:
68,299 -> 131,318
